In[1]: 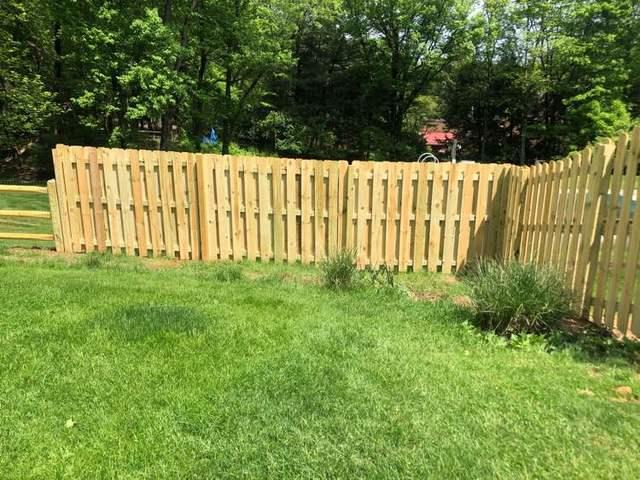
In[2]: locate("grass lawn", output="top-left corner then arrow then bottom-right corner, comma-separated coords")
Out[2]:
0,251 -> 639,479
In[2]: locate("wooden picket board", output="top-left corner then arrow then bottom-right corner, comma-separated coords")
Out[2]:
427,163 -> 444,271
327,161 -> 340,257
549,156 -> 571,266
344,162 -> 357,253
52,146 -> 73,253
245,156 -> 259,261
356,162 -> 370,267
285,158 -> 298,262
196,155 -> 212,260
272,158 -> 285,262
397,163 -> 413,271
456,164 -> 474,268
214,155 -> 230,260
385,162 -> 399,267
129,149 -> 147,257
565,148 -> 592,287
442,163 -> 459,272
556,153 -> 581,275
485,165 -> 502,258
185,153 -> 200,260
539,161 -> 560,264
138,150 -> 158,256
529,162 -> 550,264
370,162 -> 384,268
157,152 -> 174,257
73,147 -> 95,252
471,164 -> 489,261
337,161 -> 349,251
300,159 -> 313,263
171,153 -> 188,259
87,147 -> 106,252
257,159 -> 271,260
520,164 -> 538,262
413,162 -> 428,271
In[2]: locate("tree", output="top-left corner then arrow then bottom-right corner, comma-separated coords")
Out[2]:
201,0 -> 296,154
0,1 -> 57,157
345,0 -> 472,158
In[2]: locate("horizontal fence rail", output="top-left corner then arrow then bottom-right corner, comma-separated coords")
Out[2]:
0,183 -> 56,243
50,132 -> 640,337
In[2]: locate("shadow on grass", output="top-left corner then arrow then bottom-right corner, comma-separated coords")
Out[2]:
94,304 -> 210,342
453,303 -> 639,368
546,326 -> 640,368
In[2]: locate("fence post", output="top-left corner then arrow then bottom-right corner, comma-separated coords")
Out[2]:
47,179 -> 64,252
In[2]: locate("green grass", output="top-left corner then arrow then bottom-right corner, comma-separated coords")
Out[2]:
0,188 -> 54,250
0,253 -> 639,478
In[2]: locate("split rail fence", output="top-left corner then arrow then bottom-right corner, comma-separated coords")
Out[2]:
46,129 -> 639,336
0,184 -> 56,242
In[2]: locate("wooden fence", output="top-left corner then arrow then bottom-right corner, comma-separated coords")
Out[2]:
0,184 -> 56,243
50,145 -> 514,271
516,128 -> 640,338
48,132 -> 639,336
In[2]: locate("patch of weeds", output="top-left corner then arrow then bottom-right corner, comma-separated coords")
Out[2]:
321,250 -> 358,290
82,252 -> 110,269
200,262 -> 245,282
463,260 -> 574,335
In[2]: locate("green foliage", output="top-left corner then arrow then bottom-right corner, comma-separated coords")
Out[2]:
321,249 -> 358,289
464,260 -> 574,335
2,0 -> 640,175
0,1 -> 57,156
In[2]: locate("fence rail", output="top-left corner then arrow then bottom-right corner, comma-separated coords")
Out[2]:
48,132 -> 640,337
0,183 -> 56,243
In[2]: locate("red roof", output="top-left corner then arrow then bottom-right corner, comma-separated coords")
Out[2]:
423,131 -> 456,146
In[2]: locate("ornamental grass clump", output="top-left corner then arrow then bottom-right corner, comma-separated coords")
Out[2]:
465,260 -> 574,335
321,250 -> 358,290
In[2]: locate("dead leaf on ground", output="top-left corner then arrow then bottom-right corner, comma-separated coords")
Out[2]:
452,295 -> 473,308
614,386 -> 633,398
577,388 -> 595,397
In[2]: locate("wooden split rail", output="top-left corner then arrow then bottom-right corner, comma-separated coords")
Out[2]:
0,183 -> 57,243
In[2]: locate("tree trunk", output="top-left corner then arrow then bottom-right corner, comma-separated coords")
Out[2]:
192,51 -> 208,142
160,112 -> 172,151
221,67 -> 233,155
520,116 -> 528,165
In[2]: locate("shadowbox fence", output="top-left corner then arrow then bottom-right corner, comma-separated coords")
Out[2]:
48,129 -> 639,337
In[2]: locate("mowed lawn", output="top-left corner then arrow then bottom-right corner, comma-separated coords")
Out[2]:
0,250 -> 639,479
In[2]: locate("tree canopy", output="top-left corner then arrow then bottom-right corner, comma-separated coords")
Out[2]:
0,0 -> 638,176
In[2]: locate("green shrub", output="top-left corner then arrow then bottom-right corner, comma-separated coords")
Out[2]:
464,260 -> 574,335
321,250 -> 358,290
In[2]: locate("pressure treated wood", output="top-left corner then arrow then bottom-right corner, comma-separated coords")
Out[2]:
0,210 -> 50,219
0,185 -> 48,194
